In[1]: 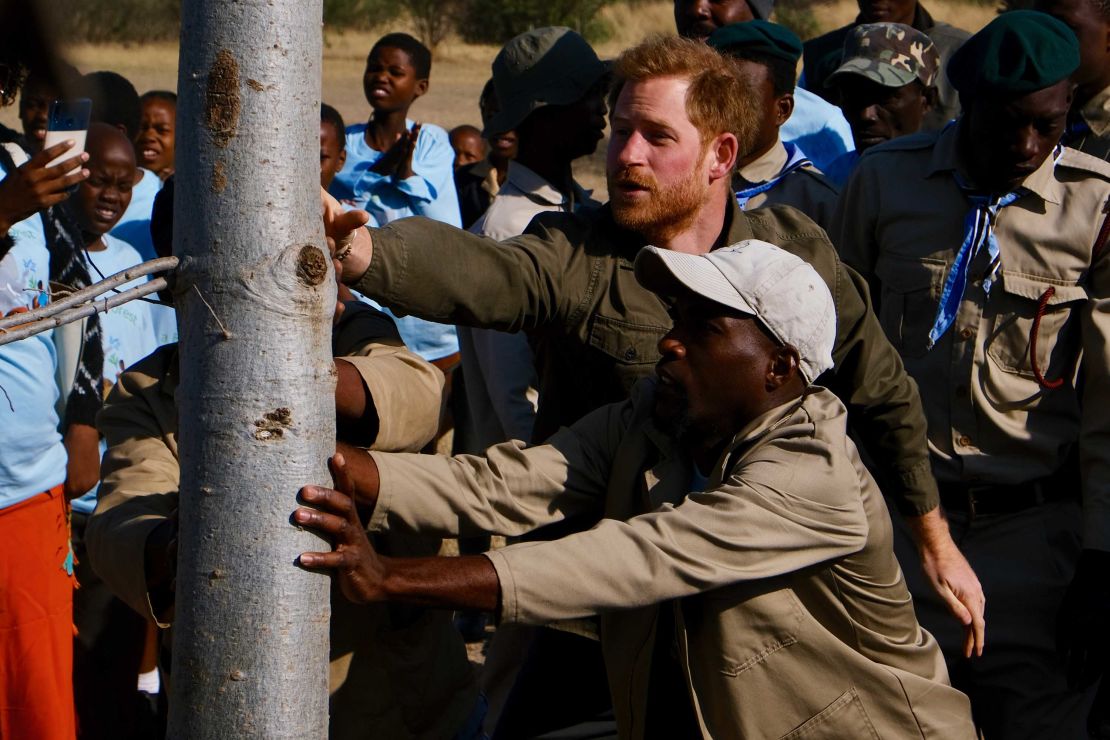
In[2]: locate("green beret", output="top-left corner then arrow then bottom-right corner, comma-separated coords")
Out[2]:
947,10 -> 1079,96
708,20 -> 802,65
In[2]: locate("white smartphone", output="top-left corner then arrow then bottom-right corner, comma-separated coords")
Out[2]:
44,98 -> 92,170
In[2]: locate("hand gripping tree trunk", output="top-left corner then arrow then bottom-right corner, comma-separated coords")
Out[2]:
169,2 -> 331,737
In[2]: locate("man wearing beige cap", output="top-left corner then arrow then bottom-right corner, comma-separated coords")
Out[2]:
295,241 -> 976,739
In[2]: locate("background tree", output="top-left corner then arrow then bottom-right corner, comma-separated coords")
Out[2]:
168,0 -> 335,736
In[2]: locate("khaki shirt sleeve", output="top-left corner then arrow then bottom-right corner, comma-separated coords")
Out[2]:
369,400 -> 628,538
487,423 -> 869,625
87,357 -> 180,623
354,215 -> 576,332
340,340 -> 444,453
1081,236 -> 1110,551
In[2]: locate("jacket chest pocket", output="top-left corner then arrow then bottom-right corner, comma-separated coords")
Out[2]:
686,585 -> 803,677
588,315 -> 667,368
874,255 -> 947,359
986,272 -> 1086,380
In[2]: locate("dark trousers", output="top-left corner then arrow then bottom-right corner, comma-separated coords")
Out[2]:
72,512 -> 149,740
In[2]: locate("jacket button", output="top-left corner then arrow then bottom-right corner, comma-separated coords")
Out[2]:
957,435 -> 972,447
959,328 -> 973,340
624,347 -> 637,361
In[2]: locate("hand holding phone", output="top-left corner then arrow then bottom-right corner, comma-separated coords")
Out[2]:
44,98 -> 92,170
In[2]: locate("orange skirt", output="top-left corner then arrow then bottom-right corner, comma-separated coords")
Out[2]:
0,486 -> 76,740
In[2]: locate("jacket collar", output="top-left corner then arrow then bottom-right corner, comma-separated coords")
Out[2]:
926,120 -> 1063,205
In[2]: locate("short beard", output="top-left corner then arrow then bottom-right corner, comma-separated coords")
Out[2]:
608,159 -> 710,244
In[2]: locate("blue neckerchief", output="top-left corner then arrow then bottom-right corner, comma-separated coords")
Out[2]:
735,142 -> 812,210
927,182 -> 1024,348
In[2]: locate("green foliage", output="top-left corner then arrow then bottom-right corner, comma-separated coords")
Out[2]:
42,0 -> 182,43
323,0 -> 403,32
772,0 -> 823,41
457,0 -> 614,45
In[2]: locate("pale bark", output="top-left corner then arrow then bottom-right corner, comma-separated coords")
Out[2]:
169,1 -> 331,737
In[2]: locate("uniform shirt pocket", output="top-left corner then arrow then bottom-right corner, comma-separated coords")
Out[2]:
985,271 -> 1086,380
874,255 -> 947,359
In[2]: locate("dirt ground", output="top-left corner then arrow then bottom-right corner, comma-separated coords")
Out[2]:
0,0 -> 999,193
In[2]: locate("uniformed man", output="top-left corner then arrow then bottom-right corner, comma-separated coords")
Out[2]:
822,23 -> 941,186
803,0 -> 969,130
833,11 -> 1110,737
295,241 -> 977,740
707,21 -> 841,230
1035,0 -> 1110,161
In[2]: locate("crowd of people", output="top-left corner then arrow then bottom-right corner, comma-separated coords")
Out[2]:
1,0 -> 1109,737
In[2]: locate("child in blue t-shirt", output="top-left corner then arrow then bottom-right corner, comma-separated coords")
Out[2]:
326,36 -> 459,365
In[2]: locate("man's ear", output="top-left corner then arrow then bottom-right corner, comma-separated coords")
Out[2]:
775,93 -> 794,127
765,345 -> 801,390
707,132 -> 739,181
414,78 -> 430,100
922,84 -> 939,113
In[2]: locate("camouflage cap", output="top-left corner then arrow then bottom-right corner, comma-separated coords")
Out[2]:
827,23 -> 940,90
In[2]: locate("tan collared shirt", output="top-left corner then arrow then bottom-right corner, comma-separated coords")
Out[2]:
734,140 -> 840,231
834,123 -> 1110,549
369,383 -> 974,739
1073,84 -> 1110,161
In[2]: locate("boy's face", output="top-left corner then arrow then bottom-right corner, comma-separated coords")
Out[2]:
77,125 -> 137,239
135,98 -> 176,177
320,121 -> 347,189
450,130 -> 486,169
363,46 -> 428,113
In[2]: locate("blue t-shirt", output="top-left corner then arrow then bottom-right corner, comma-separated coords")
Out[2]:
71,235 -> 160,515
781,87 -> 855,175
110,167 -> 162,262
330,120 -> 460,361
330,120 -> 463,228
822,150 -> 861,189
0,160 -> 67,509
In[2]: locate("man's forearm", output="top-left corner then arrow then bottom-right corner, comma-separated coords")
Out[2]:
381,554 -> 499,612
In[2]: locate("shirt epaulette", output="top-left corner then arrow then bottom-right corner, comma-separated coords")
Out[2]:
1057,146 -> 1110,182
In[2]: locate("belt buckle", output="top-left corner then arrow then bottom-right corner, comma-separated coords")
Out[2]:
965,484 -> 994,518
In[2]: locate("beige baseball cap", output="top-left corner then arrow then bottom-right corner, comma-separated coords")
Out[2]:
634,240 -> 836,384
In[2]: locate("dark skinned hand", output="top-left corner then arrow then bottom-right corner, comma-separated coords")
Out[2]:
0,140 -> 88,235
1057,548 -> 1110,690
296,453 -> 386,604
368,123 -> 420,180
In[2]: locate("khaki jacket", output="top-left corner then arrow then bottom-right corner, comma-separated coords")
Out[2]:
369,384 -> 975,739
833,124 -> 1110,550
86,306 -> 478,739
735,140 -> 840,231
358,196 -> 941,515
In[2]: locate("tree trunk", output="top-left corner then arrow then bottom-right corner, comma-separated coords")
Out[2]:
169,1 -> 331,737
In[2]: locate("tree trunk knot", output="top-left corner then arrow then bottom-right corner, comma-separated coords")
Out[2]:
253,407 -> 293,440
295,245 -> 329,286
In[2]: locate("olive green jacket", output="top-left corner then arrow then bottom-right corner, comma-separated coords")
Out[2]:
357,196 -> 940,514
